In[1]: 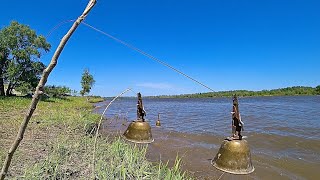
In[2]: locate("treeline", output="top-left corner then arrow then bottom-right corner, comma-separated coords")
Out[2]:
154,86 -> 320,98
44,85 -> 74,97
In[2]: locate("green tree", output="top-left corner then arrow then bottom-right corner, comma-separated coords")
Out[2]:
316,85 -> 320,95
0,21 -> 50,96
80,69 -> 95,97
0,31 -> 9,96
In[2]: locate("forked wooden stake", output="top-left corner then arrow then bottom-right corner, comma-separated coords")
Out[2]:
0,1 -> 97,179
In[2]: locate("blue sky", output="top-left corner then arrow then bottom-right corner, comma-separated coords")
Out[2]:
1,0 -> 319,96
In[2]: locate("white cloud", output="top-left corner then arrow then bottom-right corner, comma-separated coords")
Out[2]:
136,82 -> 174,90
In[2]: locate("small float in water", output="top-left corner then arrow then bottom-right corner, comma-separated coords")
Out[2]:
156,113 -> 161,127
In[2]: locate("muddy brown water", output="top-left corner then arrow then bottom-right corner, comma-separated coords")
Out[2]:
96,96 -> 320,179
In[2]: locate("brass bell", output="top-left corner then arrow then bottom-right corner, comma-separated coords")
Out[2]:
156,113 -> 161,127
212,94 -> 254,174
123,120 -> 154,143
211,140 -> 254,174
123,92 -> 154,143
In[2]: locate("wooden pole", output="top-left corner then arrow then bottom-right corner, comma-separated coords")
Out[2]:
0,1 -> 97,179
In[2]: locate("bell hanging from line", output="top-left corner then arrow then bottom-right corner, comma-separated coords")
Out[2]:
123,92 -> 154,143
156,113 -> 161,127
211,94 -> 254,174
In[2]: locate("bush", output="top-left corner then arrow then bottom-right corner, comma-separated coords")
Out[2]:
44,85 -> 72,97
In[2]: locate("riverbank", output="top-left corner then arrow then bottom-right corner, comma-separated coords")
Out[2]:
0,97 -> 189,179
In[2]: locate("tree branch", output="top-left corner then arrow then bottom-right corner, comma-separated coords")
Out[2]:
0,1 -> 97,179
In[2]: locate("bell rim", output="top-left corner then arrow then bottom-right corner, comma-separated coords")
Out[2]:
211,159 -> 255,175
122,135 -> 154,144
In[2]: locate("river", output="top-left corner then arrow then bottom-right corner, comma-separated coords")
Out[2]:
95,96 -> 320,179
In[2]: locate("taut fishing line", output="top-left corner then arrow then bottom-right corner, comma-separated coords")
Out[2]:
46,20 -> 215,92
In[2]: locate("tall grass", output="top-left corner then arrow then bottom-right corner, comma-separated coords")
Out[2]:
0,97 -> 191,179
23,137 -> 189,179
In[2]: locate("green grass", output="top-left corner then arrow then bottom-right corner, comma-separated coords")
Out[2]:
22,137 -> 188,179
0,96 -> 191,179
87,96 -> 105,103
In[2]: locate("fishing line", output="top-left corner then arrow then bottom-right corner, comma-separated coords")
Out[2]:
81,22 -> 215,92
45,19 -> 75,38
45,19 -> 215,92
40,19 -> 76,58
217,172 -> 225,180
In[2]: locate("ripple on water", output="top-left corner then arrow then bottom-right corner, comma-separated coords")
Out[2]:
96,96 -> 320,179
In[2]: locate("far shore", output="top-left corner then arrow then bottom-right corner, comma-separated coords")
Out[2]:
103,86 -> 320,99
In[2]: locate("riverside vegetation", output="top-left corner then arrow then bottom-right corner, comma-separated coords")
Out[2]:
0,96 -> 189,179
155,86 -> 320,98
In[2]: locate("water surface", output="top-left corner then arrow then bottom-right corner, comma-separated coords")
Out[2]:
96,96 -> 320,179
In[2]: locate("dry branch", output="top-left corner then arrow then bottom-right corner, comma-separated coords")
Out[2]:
0,0 -> 97,179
